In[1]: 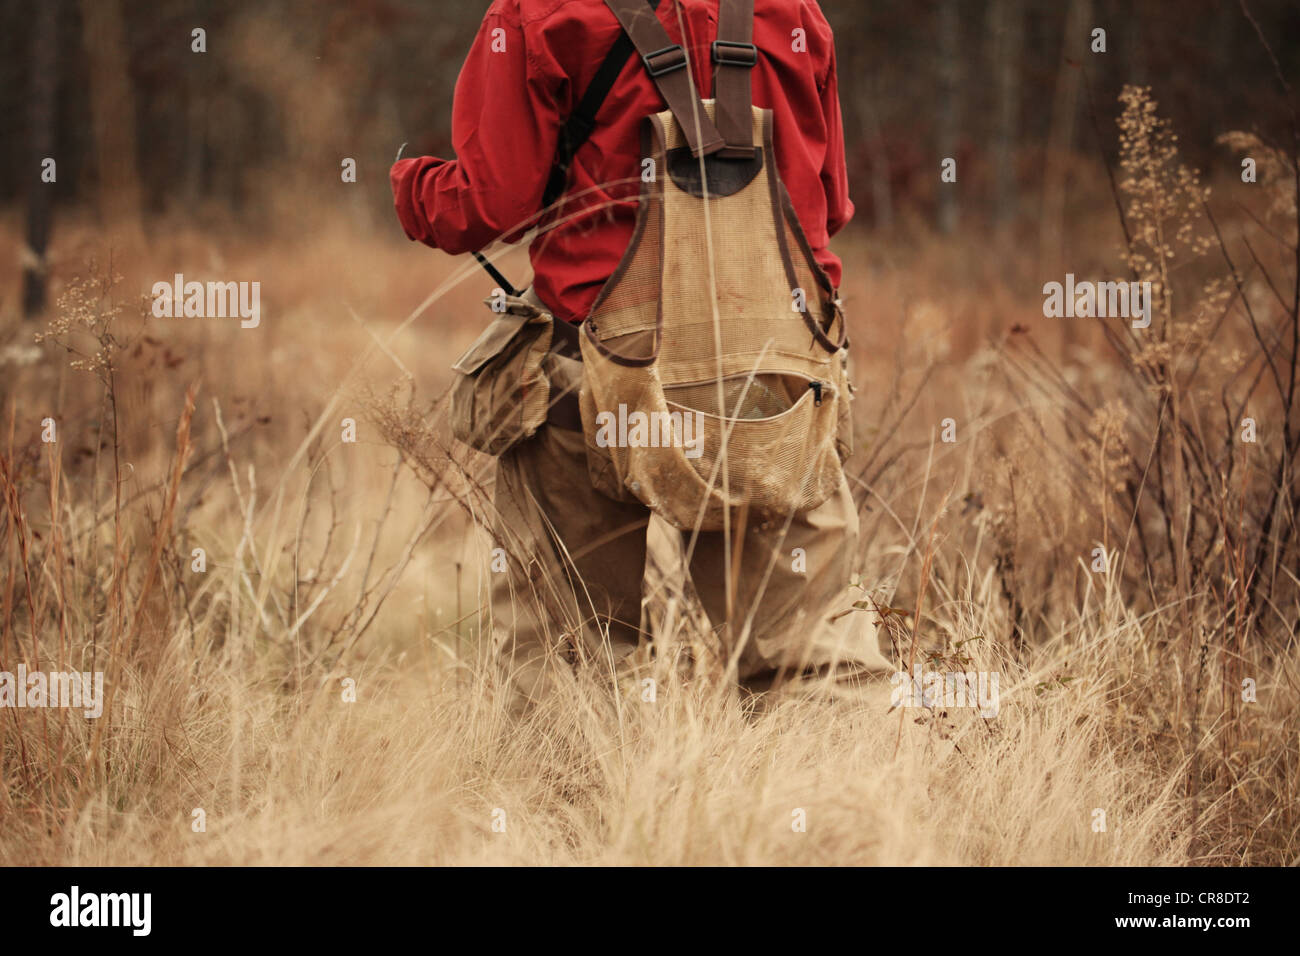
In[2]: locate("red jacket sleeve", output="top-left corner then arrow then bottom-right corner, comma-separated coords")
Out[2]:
390,1 -> 563,253
818,41 -> 854,240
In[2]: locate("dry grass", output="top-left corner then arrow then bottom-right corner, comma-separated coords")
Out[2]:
1,88 -> 1298,866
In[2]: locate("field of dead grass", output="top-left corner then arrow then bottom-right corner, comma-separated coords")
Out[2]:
1,88 -> 1298,865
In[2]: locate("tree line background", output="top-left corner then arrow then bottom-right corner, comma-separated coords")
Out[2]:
2,0 -> 1299,314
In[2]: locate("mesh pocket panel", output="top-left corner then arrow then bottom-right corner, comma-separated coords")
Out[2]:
590,195 -> 662,343
662,373 -> 808,420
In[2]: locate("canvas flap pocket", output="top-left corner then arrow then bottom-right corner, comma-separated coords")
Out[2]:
451,297 -> 545,375
448,298 -> 554,457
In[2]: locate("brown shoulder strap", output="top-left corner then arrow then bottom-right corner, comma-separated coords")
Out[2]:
603,0 -> 725,158
712,0 -> 757,158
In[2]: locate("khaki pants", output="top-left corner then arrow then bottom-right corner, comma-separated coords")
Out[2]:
488,349 -> 890,712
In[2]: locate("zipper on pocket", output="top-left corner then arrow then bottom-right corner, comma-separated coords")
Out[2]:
809,381 -> 823,407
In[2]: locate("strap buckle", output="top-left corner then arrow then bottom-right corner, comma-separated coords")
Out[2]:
711,40 -> 758,67
643,44 -> 688,77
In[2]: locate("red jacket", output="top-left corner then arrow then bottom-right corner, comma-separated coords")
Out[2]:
391,0 -> 854,324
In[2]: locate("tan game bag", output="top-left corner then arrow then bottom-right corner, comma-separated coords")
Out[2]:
580,0 -> 853,531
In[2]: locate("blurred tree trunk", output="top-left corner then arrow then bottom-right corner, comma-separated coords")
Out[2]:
1039,0 -> 1092,355
184,59 -> 206,204
1214,0 -> 1235,84
936,0 -> 960,235
1123,3 -> 1147,88
989,0 -> 1024,232
80,0 -> 144,251
23,0 -> 59,318
861,80 -> 893,231
184,0 -> 211,204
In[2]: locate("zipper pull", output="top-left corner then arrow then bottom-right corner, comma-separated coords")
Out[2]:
810,381 -> 823,406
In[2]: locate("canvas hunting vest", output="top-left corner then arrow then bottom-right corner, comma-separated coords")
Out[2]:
578,0 -> 854,531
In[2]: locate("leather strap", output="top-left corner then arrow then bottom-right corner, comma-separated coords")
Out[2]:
712,0 -> 757,158
602,0 -> 725,158
543,0 -> 665,211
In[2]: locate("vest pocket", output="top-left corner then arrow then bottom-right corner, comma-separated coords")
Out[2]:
448,298 -> 555,456
660,374 -> 842,528
579,347 -> 845,530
